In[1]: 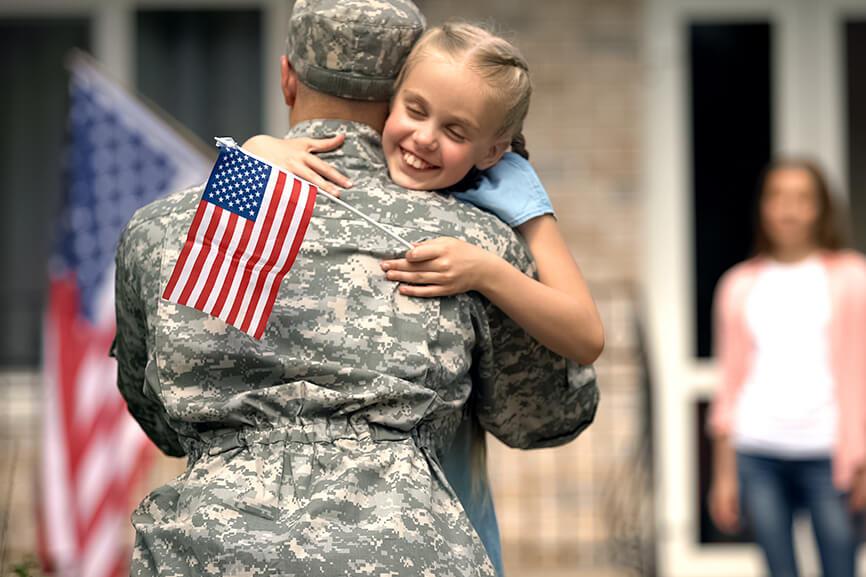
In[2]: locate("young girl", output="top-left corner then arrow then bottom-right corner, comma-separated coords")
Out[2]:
246,22 -> 604,366
708,159 -> 866,577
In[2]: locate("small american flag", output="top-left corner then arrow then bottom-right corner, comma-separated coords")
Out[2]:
162,141 -> 318,339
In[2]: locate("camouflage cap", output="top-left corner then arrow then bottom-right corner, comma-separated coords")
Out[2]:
286,0 -> 426,102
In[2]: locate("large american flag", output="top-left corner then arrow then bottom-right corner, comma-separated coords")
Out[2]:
162,142 -> 318,339
40,52 -> 210,577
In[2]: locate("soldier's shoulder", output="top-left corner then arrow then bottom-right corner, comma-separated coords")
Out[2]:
118,184 -> 202,261
434,195 -> 530,264
124,184 -> 203,235
372,183 -> 531,266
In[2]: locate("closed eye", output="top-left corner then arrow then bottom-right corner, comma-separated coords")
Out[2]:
406,104 -> 426,119
446,127 -> 466,142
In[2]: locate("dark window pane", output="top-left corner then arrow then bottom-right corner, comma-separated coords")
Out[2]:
0,19 -> 90,367
689,22 -> 773,358
136,9 -> 263,145
846,20 -> 866,254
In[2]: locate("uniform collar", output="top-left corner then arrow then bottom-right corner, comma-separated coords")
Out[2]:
285,119 -> 387,170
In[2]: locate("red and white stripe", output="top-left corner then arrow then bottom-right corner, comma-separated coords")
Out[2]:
162,171 -> 317,339
39,275 -> 154,577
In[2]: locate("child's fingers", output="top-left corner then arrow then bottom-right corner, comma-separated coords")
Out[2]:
850,482 -> 866,511
304,134 -> 345,153
404,237 -> 459,262
398,283 -> 456,298
307,156 -> 352,189
295,167 -> 341,197
380,258 -> 446,273
385,270 -> 445,285
380,258 -> 409,271
404,243 -> 444,263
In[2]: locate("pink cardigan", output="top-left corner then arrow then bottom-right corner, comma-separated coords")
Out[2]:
707,250 -> 866,490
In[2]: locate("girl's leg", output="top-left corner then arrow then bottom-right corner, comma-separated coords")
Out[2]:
737,452 -> 800,577
798,458 -> 859,577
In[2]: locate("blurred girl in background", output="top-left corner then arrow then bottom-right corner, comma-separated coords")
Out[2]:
708,159 -> 866,577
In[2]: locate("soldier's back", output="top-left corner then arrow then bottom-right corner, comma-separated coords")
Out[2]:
121,119 -> 529,577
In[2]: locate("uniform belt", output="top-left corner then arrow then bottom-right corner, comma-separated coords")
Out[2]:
180,418 -> 434,459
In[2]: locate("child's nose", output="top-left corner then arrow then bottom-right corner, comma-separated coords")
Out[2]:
413,126 -> 438,150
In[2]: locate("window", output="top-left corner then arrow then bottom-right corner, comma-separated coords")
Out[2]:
845,19 -> 866,254
0,18 -> 90,367
689,22 -> 773,358
136,9 -> 263,145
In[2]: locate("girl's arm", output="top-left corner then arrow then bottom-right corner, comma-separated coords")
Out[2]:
708,435 -> 740,533
242,134 -> 351,195
381,217 -> 604,364
511,215 -> 603,363
383,152 -> 603,365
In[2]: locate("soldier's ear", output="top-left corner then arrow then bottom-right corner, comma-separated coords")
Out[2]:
281,55 -> 299,107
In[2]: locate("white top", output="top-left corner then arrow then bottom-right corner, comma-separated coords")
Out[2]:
733,255 -> 837,457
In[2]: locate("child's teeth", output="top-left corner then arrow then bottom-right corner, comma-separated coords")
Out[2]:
403,150 -> 431,170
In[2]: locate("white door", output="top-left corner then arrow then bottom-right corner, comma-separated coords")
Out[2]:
643,0 -> 866,576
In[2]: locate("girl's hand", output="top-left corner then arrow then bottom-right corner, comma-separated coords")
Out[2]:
849,467 -> 866,511
242,134 -> 352,196
380,237 -> 499,297
708,473 -> 740,534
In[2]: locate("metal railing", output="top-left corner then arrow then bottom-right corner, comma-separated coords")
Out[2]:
486,280 -> 656,576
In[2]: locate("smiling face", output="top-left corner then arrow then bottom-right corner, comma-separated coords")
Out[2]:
382,53 -> 509,190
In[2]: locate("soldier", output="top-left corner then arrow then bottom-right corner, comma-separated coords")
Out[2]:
113,0 -> 599,575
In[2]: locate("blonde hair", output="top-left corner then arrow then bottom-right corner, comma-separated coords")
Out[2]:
394,21 -> 533,159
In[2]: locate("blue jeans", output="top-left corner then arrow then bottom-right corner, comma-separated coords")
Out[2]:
441,418 -> 504,577
737,452 -> 861,577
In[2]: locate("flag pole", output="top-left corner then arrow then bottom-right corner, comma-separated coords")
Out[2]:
215,137 -> 413,251
316,190 -> 414,250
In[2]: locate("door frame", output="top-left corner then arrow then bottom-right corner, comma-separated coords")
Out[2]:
641,0 -> 865,575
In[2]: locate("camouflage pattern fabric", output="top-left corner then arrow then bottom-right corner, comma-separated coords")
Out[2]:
286,0 -> 425,101
114,119 -> 599,576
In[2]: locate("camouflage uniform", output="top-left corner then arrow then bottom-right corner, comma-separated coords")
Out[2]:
115,119 -> 598,577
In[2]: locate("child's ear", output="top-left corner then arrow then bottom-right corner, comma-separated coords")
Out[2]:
476,139 -> 510,170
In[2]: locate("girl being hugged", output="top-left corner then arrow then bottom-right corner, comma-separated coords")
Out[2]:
247,22 -> 604,365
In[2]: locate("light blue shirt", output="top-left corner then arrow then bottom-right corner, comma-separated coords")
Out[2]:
452,152 -> 555,227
